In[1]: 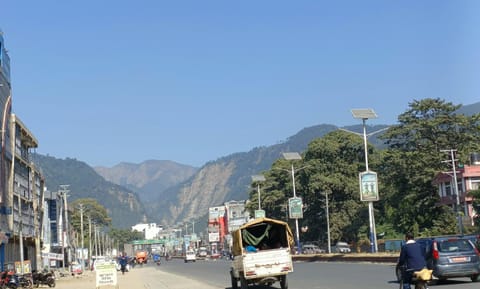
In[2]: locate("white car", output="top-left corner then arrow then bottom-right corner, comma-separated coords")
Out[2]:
184,250 -> 196,263
335,242 -> 351,253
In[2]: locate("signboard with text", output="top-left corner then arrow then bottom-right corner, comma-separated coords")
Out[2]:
359,171 -> 379,201
95,261 -> 117,289
208,232 -> 220,242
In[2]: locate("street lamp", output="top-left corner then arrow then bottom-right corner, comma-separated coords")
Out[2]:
282,152 -> 303,255
351,108 -> 378,253
252,175 -> 266,217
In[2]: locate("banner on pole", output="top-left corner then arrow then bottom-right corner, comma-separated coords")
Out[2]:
288,197 -> 303,219
359,171 -> 379,201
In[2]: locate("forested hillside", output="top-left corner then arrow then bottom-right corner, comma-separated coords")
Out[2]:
33,154 -> 146,228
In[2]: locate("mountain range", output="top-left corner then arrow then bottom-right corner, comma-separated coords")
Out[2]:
33,101 -> 480,229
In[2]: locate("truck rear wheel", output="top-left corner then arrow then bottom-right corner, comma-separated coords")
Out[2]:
280,275 -> 288,289
230,271 -> 238,289
240,274 -> 248,289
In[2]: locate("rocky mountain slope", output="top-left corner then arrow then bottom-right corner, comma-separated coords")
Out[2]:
143,123 -> 388,226
94,160 -> 198,202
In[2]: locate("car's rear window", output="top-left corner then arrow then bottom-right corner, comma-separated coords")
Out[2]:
438,239 -> 474,253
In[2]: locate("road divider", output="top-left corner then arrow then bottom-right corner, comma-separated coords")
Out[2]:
293,253 -> 398,263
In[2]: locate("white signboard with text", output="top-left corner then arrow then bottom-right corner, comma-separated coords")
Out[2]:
95,261 -> 117,289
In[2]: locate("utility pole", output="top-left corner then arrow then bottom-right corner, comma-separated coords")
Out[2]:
324,191 -> 331,254
88,216 -> 92,270
58,193 -> 65,271
59,185 -> 70,270
441,149 -> 463,235
79,204 -> 85,271
18,183 -> 24,275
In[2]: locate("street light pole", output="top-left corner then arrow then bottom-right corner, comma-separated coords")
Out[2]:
282,152 -> 303,255
351,109 -> 379,253
252,175 -> 266,211
324,191 -> 331,254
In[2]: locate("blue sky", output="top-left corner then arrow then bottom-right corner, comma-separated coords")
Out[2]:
1,1 -> 479,167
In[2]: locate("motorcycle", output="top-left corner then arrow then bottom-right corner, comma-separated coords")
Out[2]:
153,254 -> 161,266
0,272 -> 31,289
398,268 -> 432,289
17,274 -> 33,289
32,270 -> 55,288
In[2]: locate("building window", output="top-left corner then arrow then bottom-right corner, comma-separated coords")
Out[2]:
444,182 -> 452,196
470,177 -> 480,190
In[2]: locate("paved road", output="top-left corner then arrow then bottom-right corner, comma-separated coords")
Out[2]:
155,257 -> 480,289
54,258 -> 480,289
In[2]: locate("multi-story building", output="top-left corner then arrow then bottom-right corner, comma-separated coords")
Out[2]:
207,201 -> 252,254
0,31 -> 45,272
224,200 -> 250,234
207,206 -> 226,254
43,190 -> 68,269
6,114 -> 43,272
0,30 -> 12,271
223,200 -> 250,252
131,223 -> 163,240
433,153 -> 480,226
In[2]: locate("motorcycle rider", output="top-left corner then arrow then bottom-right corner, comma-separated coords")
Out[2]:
397,232 -> 427,289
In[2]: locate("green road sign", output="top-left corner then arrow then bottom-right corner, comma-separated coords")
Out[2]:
254,209 -> 265,218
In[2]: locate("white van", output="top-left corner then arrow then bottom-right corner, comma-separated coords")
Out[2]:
185,250 -> 196,263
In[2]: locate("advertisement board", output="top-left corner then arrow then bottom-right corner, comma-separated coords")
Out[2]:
208,232 -> 220,242
288,197 -> 303,219
95,261 -> 117,288
359,171 -> 379,201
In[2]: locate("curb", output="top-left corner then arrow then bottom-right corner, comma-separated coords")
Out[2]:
293,254 -> 398,263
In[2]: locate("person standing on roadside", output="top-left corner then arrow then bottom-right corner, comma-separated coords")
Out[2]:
397,232 -> 427,289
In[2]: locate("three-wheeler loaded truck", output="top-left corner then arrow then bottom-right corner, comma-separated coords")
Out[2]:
230,217 -> 294,289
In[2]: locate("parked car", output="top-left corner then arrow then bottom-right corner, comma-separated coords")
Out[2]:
396,235 -> 480,282
302,244 -> 325,254
335,242 -> 351,253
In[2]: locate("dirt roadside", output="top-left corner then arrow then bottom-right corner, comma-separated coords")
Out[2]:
54,265 -> 218,289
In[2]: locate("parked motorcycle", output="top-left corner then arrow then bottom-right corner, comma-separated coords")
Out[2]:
0,271 -> 32,289
17,274 -> 33,289
32,270 -> 55,288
